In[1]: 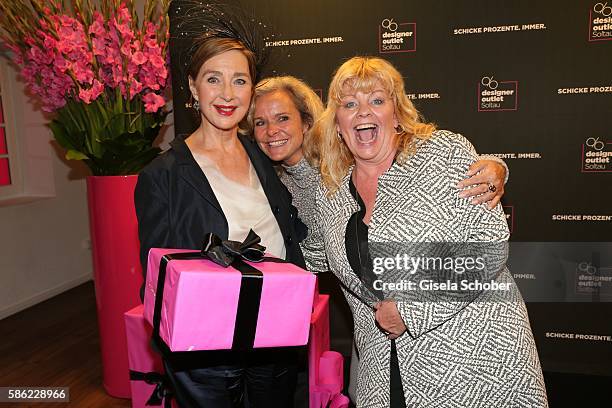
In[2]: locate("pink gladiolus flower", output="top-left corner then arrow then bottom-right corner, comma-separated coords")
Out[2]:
127,63 -> 139,77
144,22 -> 156,38
108,24 -> 121,45
42,33 -> 57,50
120,41 -> 132,56
92,37 -> 107,56
28,46 -> 53,65
30,84 -> 42,96
111,65 -> 123,87
113,5 -> 134,43
144,38 -> 159,50
22,65 -> 36,81
115,22 -> 133,39
117,5 -> 132,25
91,79 -> 104,96
138,68 -> 159,91
129,79 -> 143,99
78,79 -> 104,104
78,88 -> 94,104
73,61 -> 94,84
59,15 -> 74,27
132,51 -> 146,65
89,12 -> 106,36
149,54 -> 165,69
49,97 -> 66,111
143,92 -> 165,113
54,55 -> 69,73
59,26 -> 79,43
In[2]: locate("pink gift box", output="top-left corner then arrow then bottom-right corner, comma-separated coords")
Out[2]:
308,294 -> 349,408
124,305 -> 174,408
143,248 -> 316,352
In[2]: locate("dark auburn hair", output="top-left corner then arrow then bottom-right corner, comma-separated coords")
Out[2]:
187,36 -> 257,82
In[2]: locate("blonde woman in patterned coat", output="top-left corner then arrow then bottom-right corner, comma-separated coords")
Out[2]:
302,57 -> 548,407
247,75 -> 513,406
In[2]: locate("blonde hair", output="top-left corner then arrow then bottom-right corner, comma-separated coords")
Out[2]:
247,76 -> 324,165
317,56 -> 436,194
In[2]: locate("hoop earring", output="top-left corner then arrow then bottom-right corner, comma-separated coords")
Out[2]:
337,131 -> 343,140
395,124 -> 405,135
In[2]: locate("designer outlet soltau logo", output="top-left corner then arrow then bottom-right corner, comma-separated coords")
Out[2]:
589,2 -> 612,41
477,76 -> 518,112
575,261 -> 612,295
582,137 -> 612,172
379,18 -> 416,53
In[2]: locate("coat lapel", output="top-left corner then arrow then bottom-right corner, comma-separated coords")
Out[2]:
171,137 -> 223,214
327,175 -> 380,307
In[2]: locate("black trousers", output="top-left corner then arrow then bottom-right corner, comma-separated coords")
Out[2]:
390,340 -> 407,408
163,348 -> 300,408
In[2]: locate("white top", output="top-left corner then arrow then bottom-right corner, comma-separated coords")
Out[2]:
194,153 -> 286,259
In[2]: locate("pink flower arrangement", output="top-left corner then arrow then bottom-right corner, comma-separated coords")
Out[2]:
2,2 -> 169,113
0,1 -> 171,175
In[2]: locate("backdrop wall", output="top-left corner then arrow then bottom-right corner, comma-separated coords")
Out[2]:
170,0 -> 612,376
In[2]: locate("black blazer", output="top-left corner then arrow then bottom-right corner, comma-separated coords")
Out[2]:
134,134 -> 307,294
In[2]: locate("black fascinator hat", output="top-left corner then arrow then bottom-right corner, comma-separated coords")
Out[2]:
170,0 -> 270,83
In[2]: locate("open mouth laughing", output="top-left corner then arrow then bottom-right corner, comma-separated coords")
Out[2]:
354,123 -> 378,143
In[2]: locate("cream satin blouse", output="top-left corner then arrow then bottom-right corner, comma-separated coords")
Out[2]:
194,153 -> 286,259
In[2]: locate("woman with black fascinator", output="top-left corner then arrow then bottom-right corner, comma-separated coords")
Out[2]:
134,3 -> 306,407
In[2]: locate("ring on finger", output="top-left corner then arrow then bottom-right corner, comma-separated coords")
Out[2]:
487,183 -> 496,193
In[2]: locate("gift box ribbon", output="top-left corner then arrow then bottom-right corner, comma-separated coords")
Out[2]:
203,229 -> 266,267
152,230 -> 287,354
129,370 -> 173,407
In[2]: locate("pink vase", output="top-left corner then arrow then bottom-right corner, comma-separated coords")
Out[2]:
87,175 -> 143,398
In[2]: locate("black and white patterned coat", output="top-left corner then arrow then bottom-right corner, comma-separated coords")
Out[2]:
303,130 -> 548,408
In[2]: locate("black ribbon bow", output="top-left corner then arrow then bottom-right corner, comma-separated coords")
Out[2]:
129,370 -> 173,407
202,229 -> 266,267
